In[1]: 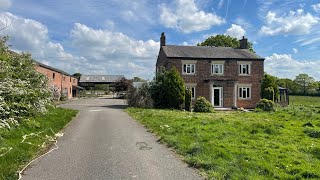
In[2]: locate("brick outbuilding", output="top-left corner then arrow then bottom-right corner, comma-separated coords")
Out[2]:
36,62 -> 79,100
156,33 -> 265,109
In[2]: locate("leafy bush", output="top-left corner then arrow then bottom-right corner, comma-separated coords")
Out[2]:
194,96 -> 213,113
263,87 -> 274,101
149,67 -> 185,109
0,36 -> 52,129
127,83 -> 153,108
256,99 -> 275,111
185,88 -> 192,111
261,74 -> 279,101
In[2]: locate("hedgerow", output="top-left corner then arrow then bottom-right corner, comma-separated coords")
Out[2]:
0,36 -> 52,129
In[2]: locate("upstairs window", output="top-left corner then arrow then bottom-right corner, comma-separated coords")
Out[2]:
53,73 -> 55,79
183,64 -> 195,74
238,87 -> 251,99
211,64 -> 224,75
239,64 -> 251,75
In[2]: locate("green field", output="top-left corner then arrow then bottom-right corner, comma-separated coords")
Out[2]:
126,106 -> 320,179
290,95 -> 320,107
0,107 -> 78,180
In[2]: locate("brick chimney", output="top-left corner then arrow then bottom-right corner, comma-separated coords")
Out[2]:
239,36 -> 248,49
160,32 -> 166,47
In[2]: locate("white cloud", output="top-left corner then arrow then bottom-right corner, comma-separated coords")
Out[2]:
70,23 -> 159,79
159,0 -> 225,33
0,0 -> 11,10
224,24 -> 246,39
312,3 -> 320,12
0,12 -> 159,79
293,48 -> 298,53
0,12 -> 74,63
265,53 -> 320,80
260,9 -> 318,36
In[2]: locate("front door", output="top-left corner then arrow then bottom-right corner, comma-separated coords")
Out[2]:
212,87 -> 223,107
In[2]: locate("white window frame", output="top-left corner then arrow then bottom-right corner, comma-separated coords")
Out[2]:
186,83 -> 197,99
183,64 -> 195,74
186,87 -> 196,99
238,86 -> 251,100
182,60 -> 197,75
211,64 -> 224,75
190,87 -> 196,99
238,61 -> 251,75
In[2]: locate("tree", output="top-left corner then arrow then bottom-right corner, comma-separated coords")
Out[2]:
197,34 -> 254,52
72,73 -> 82,80
114,77 -> 132,94
277,78 -> 299,94
294,74 -> 315,95
131,76 -> 145,82
261,74 -> 279,101
149,67 -> 185,109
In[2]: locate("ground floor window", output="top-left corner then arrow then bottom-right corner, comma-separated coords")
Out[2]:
238,87 -> 251,99
186,86 -> 196,99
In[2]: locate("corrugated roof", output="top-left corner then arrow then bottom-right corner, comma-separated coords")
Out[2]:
162,45 -> 264,60
79,75 -> 125,83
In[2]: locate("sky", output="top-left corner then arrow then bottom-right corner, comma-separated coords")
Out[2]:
0,0 -> 320,80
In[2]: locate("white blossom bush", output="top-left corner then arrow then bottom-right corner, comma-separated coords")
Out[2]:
0,36 -> 52,129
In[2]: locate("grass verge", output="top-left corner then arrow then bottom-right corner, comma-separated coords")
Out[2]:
126,107 -> 320,179
0,107 -> 78,180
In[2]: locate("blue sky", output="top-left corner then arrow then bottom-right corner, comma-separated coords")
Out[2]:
0,0 -> 320,80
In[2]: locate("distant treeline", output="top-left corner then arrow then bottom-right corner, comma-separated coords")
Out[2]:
274,73 -> 320,96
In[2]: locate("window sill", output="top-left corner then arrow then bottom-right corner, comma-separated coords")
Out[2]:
211,74 -> 224,76
239,74 -> 251,76
182,73 -> 196,76
238,98 -> 252,100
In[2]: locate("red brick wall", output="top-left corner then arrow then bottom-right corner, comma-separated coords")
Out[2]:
156,56 -> 264,109
36,65 -> 78,99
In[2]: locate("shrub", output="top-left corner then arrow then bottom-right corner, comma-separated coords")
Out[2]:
0,36 -> 52,129
256,99 -> 275,111
185,88 -> 192,111
194,97 -> 213,113
261,74 -> 279,101
149,67 -> 185,109
127,83 -> 153,108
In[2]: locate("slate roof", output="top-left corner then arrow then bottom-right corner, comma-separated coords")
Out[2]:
36,61 -> 72,76
162,45 -> 264,60
79,75 -> 125,83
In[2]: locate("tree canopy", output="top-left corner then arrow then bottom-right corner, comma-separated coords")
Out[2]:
294,74 -> 315,95
197,34 -> 254,52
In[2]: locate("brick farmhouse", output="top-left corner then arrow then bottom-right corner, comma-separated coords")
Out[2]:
156,33 -> 265,109
36,62 -> 79,99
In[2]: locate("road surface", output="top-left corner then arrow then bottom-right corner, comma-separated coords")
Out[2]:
22,98 -> 202,180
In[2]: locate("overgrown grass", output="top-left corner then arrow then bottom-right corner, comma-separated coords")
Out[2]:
0,107 -> 78,180
126,107 -> 320,179
290,95 -> 320,107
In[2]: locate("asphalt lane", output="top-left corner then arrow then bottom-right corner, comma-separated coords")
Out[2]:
22,98 -> 202,180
